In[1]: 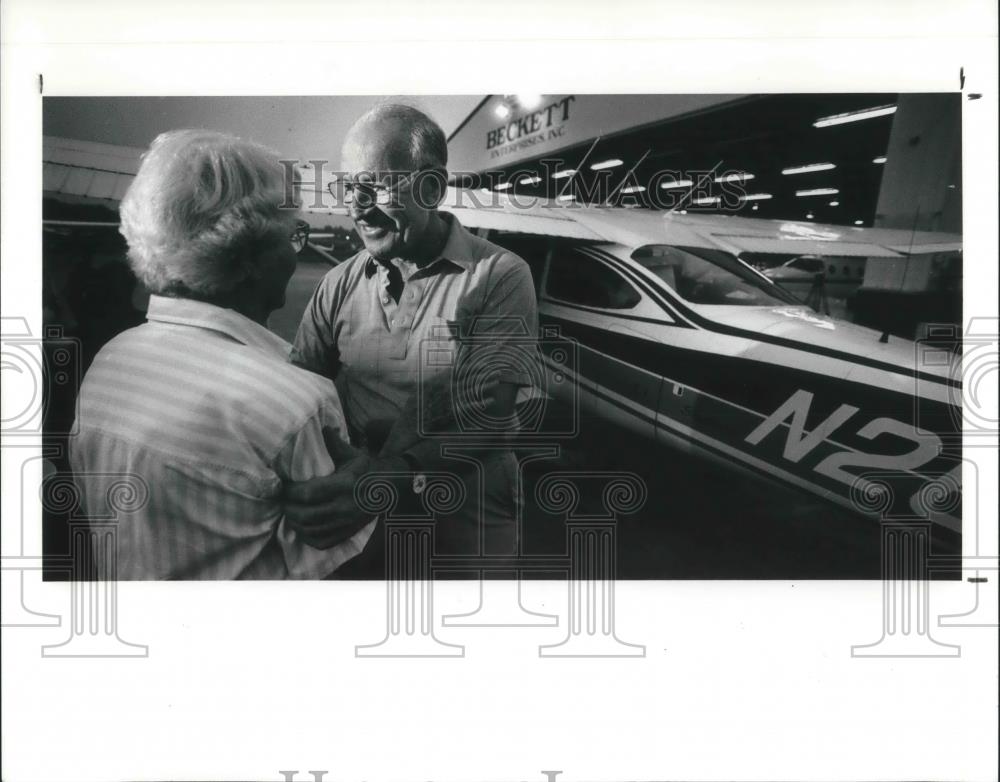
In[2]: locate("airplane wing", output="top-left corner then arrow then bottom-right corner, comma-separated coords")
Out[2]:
441,201 -> 606,240
699,232 -> 904,257
668,213 -> 961,259
301,184 -> 962,260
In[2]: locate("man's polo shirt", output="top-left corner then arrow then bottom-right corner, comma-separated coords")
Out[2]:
291,212 -> 538,447
69,295 -> 375,580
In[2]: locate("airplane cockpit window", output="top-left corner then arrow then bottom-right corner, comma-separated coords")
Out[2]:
546,246 -> 641,309
632,245 -> 799,306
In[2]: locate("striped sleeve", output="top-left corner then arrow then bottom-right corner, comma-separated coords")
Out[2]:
272,390 -> 374,578
271,397 -> 348,482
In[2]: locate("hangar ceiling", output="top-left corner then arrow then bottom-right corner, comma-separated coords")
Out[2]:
457,94 -> 952,228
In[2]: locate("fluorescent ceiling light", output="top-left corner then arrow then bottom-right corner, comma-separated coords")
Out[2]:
806,213 -> 814,220
621,185 -> 646,194
813,104 -> 896,127
590,158 -> 623,170
692,196 -> 721,205
551,169 -> 577,179
659,179 -> 693,189
494,182 -> 513,191
796,187 -> 839,197
782,162 -> 836,175
520,176 -> 542,185
829,200 -> 839,206
751,204 -> 759,211
854,220 -> 864,225
714,172 -> 754,183
740,193 -> 772,201
872,156 -> 887,164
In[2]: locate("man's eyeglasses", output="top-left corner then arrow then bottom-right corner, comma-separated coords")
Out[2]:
290,219 -> 310,253
328,169 -> 432,209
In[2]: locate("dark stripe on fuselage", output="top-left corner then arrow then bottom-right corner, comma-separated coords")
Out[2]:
539,312 -> 961,452
569,364 -> 842,502
583,246 -> 961,390
567,361 -> 961,525
539,297 -> 692,328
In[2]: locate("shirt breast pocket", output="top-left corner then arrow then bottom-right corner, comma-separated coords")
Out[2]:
414,315 -> 459,378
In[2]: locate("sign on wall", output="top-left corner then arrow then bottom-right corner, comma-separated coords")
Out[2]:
449,93 -> 744,173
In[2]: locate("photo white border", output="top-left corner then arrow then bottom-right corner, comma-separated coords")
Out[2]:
2,2 -> 997,780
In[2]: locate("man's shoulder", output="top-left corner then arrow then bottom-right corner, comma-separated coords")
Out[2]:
312,248 -> 371,294
458,226 -> 531,278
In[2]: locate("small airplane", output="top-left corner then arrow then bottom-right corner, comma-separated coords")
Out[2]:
301,186 -> 965,534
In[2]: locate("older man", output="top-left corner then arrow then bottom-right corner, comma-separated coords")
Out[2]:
70,129 -> 373,579
286,104 -> 538,564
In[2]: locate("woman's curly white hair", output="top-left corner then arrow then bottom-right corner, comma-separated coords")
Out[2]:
120,129 -> 297,297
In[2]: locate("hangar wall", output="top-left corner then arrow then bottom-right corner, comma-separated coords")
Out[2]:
447,94 -> 743,173
874,93 -> 962,233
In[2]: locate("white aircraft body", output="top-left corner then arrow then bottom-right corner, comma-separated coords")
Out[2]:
303,187 -> 964,533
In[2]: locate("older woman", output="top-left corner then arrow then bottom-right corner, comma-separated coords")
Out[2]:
70,129 -> 374,579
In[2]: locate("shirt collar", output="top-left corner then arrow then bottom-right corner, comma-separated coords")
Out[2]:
363,212 -> 477,278
145,295 -> 292,359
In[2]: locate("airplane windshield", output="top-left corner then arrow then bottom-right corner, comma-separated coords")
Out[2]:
631,244 -> 800,306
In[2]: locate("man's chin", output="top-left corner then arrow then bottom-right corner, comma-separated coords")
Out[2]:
361,238 -> 398,262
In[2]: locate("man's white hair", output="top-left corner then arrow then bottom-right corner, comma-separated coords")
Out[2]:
120,129 -> 296,297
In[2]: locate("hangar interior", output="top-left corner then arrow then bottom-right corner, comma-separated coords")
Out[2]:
44,93 -> 963,338
445,93 -> 962,332
449,94 -> 961,229
39,94 -> 965,578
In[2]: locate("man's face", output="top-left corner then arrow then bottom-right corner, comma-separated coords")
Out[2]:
341,121 -> 438,263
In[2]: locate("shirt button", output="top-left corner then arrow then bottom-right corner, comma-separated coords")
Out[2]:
389,318 -> 395,326
382,295 -> 390,305
408,291 -> 416,301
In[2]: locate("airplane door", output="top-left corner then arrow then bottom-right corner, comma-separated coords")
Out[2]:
542,242 -> 661,441
655,376 -> 699,457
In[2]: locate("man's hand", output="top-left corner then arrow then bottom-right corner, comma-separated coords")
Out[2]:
283,450 -> 411,550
